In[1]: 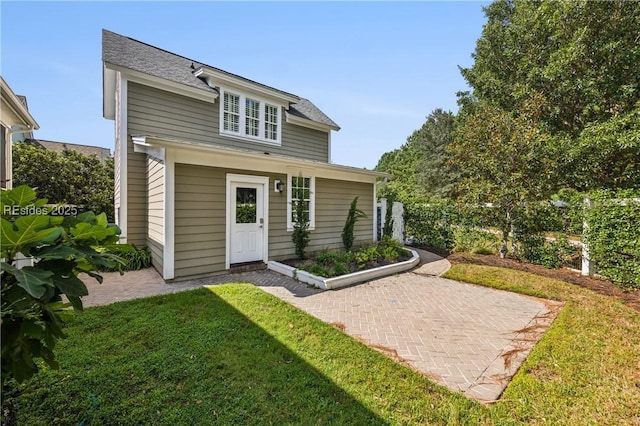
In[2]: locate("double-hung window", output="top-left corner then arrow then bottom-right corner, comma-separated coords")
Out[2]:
287,174 -> 315,231
221,89 -> 281,145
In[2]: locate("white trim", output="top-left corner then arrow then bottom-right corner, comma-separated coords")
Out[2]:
219,88 -> 283,146
104,63 -> 218,104
194,66 -> 298,104
138,135 -> 387,183
373,183 -> 378,241
118,73 -> 128,242
132,136 -> 165,161
163,150 -> 175,280
103,66 -> 116,120
286,173 -> 316,231
225,174 -> 270,269
0,77 -> 40,129
268,249 -> 420,290
285,112 -> 338,132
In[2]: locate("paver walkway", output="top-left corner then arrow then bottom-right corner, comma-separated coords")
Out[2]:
82,249 -> 561,402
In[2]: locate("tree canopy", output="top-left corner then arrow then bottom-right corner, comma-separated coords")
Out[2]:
375,109 -> 457,202
12,142 -> 115,221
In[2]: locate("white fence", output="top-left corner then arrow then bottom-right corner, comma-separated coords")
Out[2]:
377,198 -> 404,242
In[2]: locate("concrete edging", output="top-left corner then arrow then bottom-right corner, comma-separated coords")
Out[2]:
268,249 -> 420,290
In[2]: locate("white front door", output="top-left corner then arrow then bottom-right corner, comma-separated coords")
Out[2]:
229,179 -> 266,264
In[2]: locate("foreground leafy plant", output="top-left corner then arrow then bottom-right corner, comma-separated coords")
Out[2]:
1,185 -> 121,383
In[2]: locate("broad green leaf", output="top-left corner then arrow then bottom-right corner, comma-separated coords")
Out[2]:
70,222 -> 115,241
36,245 -> 84,260
1,216 -> 61,253
7,185 -> 37,207
66,295 -> 84,312
20,320 -> 44,339
51,274 -> 88,297
96,212 -> 108,227
1,263 -> 54,299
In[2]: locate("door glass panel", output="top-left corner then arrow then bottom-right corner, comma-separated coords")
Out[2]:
236,187 -> 257,224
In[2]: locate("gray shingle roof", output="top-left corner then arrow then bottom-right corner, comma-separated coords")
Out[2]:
102,29 -> 339,130
26,139 -> 111,161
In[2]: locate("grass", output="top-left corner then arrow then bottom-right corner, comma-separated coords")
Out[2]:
3,284 -> 488,425
444,265 -> 640,425
4,267 -> 639,425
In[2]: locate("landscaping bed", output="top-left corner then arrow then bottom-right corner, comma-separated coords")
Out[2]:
270,238 -> 418,289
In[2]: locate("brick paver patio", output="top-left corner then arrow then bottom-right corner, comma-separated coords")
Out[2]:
82,249 -> 561,401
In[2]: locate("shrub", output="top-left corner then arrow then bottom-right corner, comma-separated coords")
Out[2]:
516,234 -> 577,269
404,200 -> 457,249
354,246 -> 379,267
99,244 -> 151,272
342,197 -> 367,251
382,197 -> 394,238
1,185 -> 121,383
291,197 -> 311,259
585,189 -> 640,290
452,228 -> 499,255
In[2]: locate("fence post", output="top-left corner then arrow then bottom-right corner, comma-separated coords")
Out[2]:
392,201 -> 404,243
581,198 -> 593,276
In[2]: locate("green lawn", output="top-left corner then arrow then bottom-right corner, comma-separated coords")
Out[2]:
3,284 -> 487,425
4,267 -> 639,425
444,265 -> 640,425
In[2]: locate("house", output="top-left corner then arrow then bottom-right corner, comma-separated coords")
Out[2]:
102,29 -> 387,280
1,77 -> 39,189
25,139 -> 111,162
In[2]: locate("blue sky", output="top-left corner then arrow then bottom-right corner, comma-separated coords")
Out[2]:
1,1 -> 488,169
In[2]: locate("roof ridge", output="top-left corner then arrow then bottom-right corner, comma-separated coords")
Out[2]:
102,29 -> 299,100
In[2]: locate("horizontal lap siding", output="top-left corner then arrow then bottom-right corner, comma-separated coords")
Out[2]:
125,139 -> 147,246
174,164 -> 287,277
147,157 -> 164,273
269,178 -> 375,261
127,82 -> 329,162
174,164 -> 226,277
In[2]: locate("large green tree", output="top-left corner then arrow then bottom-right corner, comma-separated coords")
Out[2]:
375,108 -> 457,202
12,142 -> 114,221
458,0 -> 640,191
461,0 -> 640,137
449,97 -> 564,257
412,109 -> 457,196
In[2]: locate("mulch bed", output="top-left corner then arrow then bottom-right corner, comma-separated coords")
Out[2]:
414,246 -> 640,313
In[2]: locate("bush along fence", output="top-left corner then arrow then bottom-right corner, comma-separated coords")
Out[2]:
404,192 -> 639,290
583,190 -> 640,290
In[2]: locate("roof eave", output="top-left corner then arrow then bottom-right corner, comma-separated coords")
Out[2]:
194,66 -> 298,105
285,112 -> 340,132
0,77 -> 40,129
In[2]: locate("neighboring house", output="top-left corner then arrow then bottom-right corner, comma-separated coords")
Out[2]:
26,139 -> 111,162
102,29 -> 387,280
1,77 -> 39,189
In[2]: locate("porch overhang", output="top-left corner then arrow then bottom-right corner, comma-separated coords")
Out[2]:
132,134 -> 389,184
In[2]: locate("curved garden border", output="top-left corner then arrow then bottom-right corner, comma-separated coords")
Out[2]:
268,249 -> 420,290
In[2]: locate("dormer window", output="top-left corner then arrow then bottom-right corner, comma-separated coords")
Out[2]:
221,89 -> 281,145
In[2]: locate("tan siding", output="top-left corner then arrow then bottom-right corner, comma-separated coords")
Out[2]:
127,82 -> 329,162
269,178 -> 374,260
173,164 -> 287,278
174,164 -> 226,277
125,135 -> 147,246
147,156 -> 164,272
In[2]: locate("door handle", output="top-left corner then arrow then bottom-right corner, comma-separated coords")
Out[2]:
259,218 -> 264,228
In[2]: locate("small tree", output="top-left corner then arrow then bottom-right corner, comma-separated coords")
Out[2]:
291,197 -> 310,259
382,197 -> 394,239
1,185 -> 122,384
342,196 -> 367,251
